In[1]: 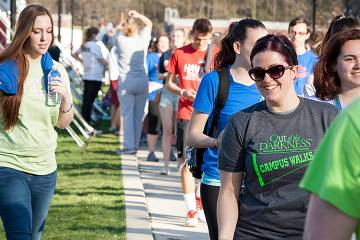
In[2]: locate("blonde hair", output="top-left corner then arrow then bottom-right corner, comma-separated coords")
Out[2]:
123,23 -> 138,37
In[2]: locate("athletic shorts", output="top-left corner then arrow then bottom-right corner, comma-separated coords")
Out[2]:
147,101 -> 161,135
159,88 -> 179,111
176,119 -> 189,159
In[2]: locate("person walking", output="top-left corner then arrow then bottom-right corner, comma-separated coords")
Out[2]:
304,15 -> 360,98
73,27 -> 109,124
301,98 -> 360,240
158,28 -> 187,174
314,28 -> 360,110
288,17 -> 318,96
217,34 -> 338,239
146,34 -> 170,162
165,18 -> 217,226
185,19 -> 267,239
0,4 -> 73,240
113,10 -> 152,155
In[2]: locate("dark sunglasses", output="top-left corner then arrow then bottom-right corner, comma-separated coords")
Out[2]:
248,65 -> 294,81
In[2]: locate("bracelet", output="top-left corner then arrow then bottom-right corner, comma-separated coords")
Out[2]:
61,103 -> 73,113
179,89 -> 185,97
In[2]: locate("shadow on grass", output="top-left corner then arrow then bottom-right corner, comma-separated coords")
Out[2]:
58,162 -> 121,171
55,189 -> 124,197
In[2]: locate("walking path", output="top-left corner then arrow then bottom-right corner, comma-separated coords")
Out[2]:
122,144 -> 209,240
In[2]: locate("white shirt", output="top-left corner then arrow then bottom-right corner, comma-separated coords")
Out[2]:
76,41 -> 109,81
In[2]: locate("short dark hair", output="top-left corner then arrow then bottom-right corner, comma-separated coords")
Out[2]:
192,18 -> 212,34
288,17 -> 311,34
84,27 -> 99,42
250,34 -> 298,67
314,28 -> 360,100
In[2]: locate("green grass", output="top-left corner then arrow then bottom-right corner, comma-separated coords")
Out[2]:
0,129 -> 125,240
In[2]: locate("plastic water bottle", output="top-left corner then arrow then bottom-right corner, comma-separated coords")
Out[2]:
47,67 -> 61,106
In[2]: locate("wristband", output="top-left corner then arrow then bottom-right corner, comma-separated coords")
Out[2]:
61,103 -> 73,113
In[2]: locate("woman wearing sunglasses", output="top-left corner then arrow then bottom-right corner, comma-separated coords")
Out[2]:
185,19 -> 267,239
217,34 -> 339,240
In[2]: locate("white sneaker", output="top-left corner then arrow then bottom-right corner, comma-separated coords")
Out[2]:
160,167 -> 170,175
198,209 -> 206,222
184,210 -> 198,227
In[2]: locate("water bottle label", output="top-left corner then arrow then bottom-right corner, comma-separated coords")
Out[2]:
47,68 -> 61,106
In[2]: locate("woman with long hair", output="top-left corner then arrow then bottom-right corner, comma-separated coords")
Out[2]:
314,28 -> 360,110
217,34 -> 338,239
304,15 -> 359,98
145,34 -> 170,162
185,19 -> 267,239
0,4 -> 73,239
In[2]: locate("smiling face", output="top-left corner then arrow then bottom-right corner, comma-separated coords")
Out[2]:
27,14 -> 53,58
335,39 -> 360,92
252,51 -> 297,105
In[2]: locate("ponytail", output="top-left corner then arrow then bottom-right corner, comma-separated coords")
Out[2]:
214,19 -> 266,70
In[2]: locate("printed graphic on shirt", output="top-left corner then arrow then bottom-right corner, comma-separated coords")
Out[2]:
296,65 -> 308,78
252,134 -> 314,187
183,59 -> 204,81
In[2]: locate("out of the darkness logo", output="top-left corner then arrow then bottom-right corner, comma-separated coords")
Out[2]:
259,134 -> 313,153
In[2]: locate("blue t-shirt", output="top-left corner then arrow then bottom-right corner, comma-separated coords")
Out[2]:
192,67 -> 262,185
146,52 -> 162,101
295,50 -> 318,96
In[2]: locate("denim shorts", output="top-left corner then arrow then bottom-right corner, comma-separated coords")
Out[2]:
159,88 -> 179,111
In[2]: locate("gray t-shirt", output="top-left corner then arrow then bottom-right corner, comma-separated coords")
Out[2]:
218,98 -> 339,239
113,26 -> 151,94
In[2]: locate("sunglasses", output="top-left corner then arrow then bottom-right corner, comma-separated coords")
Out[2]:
248,65 -> 294,82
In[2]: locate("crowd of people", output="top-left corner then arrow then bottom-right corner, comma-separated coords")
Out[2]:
0,3 -> 360,240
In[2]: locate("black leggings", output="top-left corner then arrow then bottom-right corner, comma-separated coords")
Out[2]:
201,183 -> 220,240
82,80 -> 102,123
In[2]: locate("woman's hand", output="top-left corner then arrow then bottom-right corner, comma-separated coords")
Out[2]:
128,10 -> 139,18
49,76 -> 71,104
183,89 -> 197,102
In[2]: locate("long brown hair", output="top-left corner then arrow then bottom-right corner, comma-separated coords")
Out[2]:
314,28 -> 360,100
0,4 -> 54,131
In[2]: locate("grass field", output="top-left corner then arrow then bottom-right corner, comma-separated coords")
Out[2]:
0,129 -> 125,240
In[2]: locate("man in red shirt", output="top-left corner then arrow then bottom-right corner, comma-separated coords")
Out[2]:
166,18 -> 218,227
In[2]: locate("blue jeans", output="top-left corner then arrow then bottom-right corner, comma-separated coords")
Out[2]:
0,167 -> 57,240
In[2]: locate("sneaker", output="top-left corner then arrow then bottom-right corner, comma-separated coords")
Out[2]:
86,129 -> 103,136
107,127 -> 119,134
170,149 -> 177,162
116,148 -> 137,155
196,197 -> 206,222
160,167 -> 170,175
147,152 -> 159,162
184,210 -> 198,227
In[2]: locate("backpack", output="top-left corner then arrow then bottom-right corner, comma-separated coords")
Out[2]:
187,67 -> 230,179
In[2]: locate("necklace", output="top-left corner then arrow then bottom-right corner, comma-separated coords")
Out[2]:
334,95 -> 343,111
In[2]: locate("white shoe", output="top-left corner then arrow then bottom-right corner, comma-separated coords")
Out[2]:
160,167 -> 170,175
198,209 -> 206,222
184,210 -> 198,227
